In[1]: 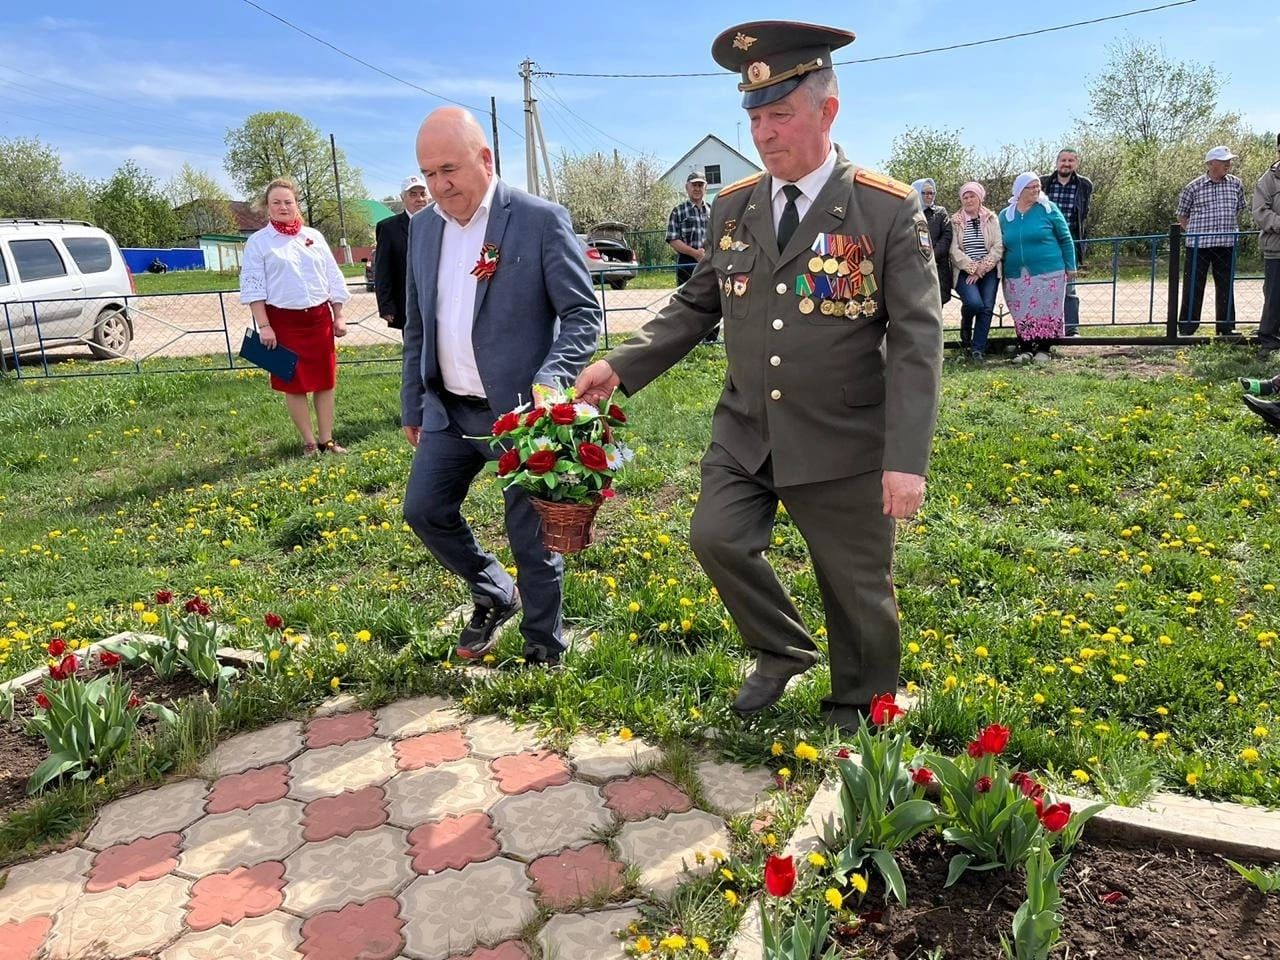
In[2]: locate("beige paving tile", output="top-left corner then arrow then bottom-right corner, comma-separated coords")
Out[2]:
281,825 -> 414,914
537,906 -> 643,960
0,846 -> 94,924
179,799 -> 306,877
614,810 -> 730,897
312,693 -> 361,718
44,874 -> 189,959
201,721 -> 305,777
85,779 -> 211,849
490,781 -> 614,859
399,857 -> 537,960
695,759 -> 776,816
159,910 -> 304,960
567,733 -> 663,783
376,695 -> 463,740
465,716 -> 544,760
288,738 -> 398,802
384,757 -> 502,829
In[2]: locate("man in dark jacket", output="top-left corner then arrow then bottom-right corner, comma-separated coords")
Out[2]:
1041,150 -> 1093,336
375,175 -> 431,330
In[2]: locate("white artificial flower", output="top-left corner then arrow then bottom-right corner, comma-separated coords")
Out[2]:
604,446 -> 622,470
573,401 -> 599,419
531,436 -> 554,451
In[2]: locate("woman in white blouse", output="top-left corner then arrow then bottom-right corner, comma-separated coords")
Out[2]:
240,177 -> 351,455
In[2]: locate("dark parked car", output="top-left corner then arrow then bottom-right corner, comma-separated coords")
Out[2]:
578,221 -> 637,290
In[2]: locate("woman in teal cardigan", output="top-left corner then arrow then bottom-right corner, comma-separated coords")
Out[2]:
1000,172 -> 1078,363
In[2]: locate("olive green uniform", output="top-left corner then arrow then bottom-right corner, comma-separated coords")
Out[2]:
606,147 -> 943,725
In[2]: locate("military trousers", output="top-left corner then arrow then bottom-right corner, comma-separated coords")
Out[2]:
688,442 -> 900,727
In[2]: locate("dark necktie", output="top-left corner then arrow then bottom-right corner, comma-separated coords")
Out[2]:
777,184 -> 802,252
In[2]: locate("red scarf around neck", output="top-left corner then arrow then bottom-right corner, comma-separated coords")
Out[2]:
270,218 -> 303,236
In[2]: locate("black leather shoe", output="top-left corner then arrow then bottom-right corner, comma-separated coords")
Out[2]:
456,593 -> 521,660
732,669 -> 802,716
1244,394 -> 1280,430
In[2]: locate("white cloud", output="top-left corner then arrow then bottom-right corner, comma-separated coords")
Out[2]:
37,16 -> 94,31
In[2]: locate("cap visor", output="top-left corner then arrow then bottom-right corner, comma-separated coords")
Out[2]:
741,77 -> 803,109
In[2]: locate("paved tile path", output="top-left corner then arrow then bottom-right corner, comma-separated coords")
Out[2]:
0,695 -> 775,960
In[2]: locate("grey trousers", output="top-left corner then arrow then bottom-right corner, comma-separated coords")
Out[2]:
402,393 -> 565,654
1260,258 -> 1280,349
688,443 -> 900,727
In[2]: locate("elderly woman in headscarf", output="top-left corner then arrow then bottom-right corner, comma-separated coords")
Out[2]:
912,178 -> 953,306
949,181 -> 1003,360
999,171 -> 1077,363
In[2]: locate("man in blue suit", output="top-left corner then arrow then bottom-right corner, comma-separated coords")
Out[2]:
401,107 -> 601,666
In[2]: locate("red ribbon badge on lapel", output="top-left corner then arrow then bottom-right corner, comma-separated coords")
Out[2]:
471,243 -> 500,281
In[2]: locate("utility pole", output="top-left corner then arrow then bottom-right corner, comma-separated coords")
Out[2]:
329,133 -> 350,265
531,95 -> 557,203
521,59 -> 538,196
490,96 -> 502,178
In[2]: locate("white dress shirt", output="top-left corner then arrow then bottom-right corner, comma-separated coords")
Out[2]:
434,175 -> 499,398
770,147 -> 838,232
239,226 -> 351,309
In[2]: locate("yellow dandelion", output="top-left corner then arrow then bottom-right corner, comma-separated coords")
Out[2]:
659,934 -> 687,951
794,742 -> 819,762
975,646 -> 989,658
355,629 -> 372,643
724,889 -> 739,907
618,727 -> 633,742
141,611 -> 159,626
1240,748 -> 1260,764
720,867 -> 734,881
777,767 -> 791,780
692,936 -> 710,955
1186,772 -> 1199,786
628,601 -> 641,613
1255,726 -> 1270,739
770,741 -> 784,757
851,873 -> 868,895
1072,769 -> 1091,784
807,852 -> 827,868
825,888 -> 844,910
635,935 -> 653,953
329,677 -> 341,690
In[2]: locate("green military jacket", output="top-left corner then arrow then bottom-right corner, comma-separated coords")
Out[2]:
607,146 -> 943,487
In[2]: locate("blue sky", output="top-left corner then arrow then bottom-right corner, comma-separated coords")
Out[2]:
0,1 -> 1273,202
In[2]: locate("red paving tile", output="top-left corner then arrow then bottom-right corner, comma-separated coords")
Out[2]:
298,897 -> 404,960
490,750 -> 571,795
527,842 -> 624,908
393,728 -> 470,771
301,784 -> 389,842
407,812 -> 500,874
85,833 -> 182,893
0,916 -> 52,960
185,861 -> 286,932
206,763 -> 291,814
602,774 -> 694,820
306,710 -> 377,749
455,942 -> 532,960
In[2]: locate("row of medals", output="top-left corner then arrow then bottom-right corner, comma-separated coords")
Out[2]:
798,232 -> 878,318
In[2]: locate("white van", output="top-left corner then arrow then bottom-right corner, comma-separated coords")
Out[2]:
0,219 -> 135,361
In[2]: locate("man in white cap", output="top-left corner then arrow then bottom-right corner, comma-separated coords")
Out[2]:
1177,146 -> 1246,336
375,175 -> 431,330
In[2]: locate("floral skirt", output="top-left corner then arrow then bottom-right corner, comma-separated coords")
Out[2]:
1002,269 -> 1066,343
264,302 -> 337,394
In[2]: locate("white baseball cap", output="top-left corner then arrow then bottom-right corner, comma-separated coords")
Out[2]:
1204,146 -> 1236,162
400,175 -> 428,193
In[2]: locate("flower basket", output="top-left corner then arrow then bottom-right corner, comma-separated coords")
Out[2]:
480,386 -> 632,555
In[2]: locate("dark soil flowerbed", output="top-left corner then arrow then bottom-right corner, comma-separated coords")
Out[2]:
0,666 -> 207,822
841,834 -> 1280,959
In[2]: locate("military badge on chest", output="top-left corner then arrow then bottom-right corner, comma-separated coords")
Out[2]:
795,233 -> 878,318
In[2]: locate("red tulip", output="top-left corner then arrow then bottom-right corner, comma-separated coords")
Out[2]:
35,692 -> 51,710
128,693 -> 143,709
549,403 -> 577,425
763,854 -> 797,897
910,766 -> 934,785
99,650 -> 122,668
968,723 -> 1011,758
525,407 -> 547,427
1038,802 -> 1071,833
869,692 -> 906,726
967,740 -> 984,758
835,747 -> 852,759
264,612 -> 284,631
975,775 -> 993,793
155,590 -> 173,604
525,450 -> 558,475
46,638 -> 66,657
49,654 -> 79,681
497,449 -> 521,477
184,596 -> 211,616
491,412 -> 521,436
607,404 -> 627,424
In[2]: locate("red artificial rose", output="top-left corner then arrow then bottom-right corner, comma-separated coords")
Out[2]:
577,442 -> 609,472
35,692 -> 51,710
1100,891 -> 1126,905
525,450 -> 558,475
46,638 -> 66,657
491,412 -> 521,436
968,723 -> 1011,758
549,403 -> 576,425
607,404 -> 627,424
975,775 -> 993,793
49,654 -> 79,681
763,854 -> 797,897
99,650 -> 122,668
155,589 -> 173,604
869,692 -> 906,726
835,747 -> 852,759
1038,802 -> 1072,832
264,612 -> 284,631
185,596 -> 212,616
497,449 -> 522,477
600,487 -> 616,499
525,407 -> 547,427
910,766 -> 934,785
128,692 -> 143,709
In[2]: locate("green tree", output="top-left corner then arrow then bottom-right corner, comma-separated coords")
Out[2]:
166,163 -> 237,238
884,127 -> 974,212
554,150 -> 679,236
1085,36 -> 1221,147
0,137 -> 92,221
91,161 -> 180,247
223,111 -> 369,245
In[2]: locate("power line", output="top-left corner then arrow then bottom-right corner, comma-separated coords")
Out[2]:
531,79 -> 656,159
238,0 -> 525,142
534,1 -> 1196,78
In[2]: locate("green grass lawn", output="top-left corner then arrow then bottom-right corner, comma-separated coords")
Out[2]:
1,344 -> 1277,808
134,263 -> 366,295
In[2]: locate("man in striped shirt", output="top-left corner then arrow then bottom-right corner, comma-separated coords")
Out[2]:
666,170 -> 714,340
1178,146 -> 1247,336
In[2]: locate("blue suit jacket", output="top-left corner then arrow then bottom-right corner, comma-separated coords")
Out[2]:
400,179 -> 602,430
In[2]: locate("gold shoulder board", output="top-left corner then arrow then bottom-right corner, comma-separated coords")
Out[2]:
854,169 -> 912,200
717,173 -> 763,199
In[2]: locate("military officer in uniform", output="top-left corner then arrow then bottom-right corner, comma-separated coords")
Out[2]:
576,20 -> 943,730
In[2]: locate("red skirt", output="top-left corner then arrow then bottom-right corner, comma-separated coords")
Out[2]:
264,303 -> 337,394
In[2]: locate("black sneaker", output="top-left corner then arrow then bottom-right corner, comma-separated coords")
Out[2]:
456,593 -> 521,660
520,642 -> 564,669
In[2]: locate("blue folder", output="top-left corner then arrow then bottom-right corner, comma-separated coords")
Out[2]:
239,329 -> 298,382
